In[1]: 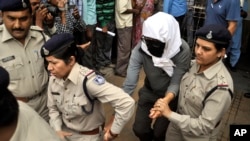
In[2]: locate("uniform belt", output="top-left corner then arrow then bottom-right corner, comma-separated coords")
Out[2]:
16,93 -> 43,103
79,127 -> 100,135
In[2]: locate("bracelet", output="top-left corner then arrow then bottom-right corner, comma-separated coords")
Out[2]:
109,130 -> 118,138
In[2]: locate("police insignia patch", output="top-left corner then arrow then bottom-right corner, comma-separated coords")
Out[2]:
206,31 -> 212,39
94,75 -> 105,85
43,47 -> 50,55
22,0 -> 27,8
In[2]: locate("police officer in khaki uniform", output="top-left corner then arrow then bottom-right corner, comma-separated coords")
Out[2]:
151,24 -> 234,141
40,33 -> 135,141
0,67 -> 61,141
0,0 -> 50,120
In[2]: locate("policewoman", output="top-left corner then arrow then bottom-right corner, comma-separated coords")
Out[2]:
151,24 -> 234,141
40,33 -> 135,141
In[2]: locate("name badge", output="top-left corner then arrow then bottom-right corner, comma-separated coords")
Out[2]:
1,56 -> 15,63
51,92 -> 60,95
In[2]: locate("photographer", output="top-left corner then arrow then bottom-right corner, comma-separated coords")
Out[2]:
48,0 -> 90,50
30,0 -> 56,36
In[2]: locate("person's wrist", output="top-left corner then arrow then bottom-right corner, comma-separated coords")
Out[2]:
109,130 -> 118,138
58,7 -> 66,11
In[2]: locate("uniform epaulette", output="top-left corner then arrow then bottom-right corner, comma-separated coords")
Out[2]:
79,66 -> 95,78
217,84 -> 229,90
30,25 -> 43,31
86,70 -> 95,77
216,70 -> 231,90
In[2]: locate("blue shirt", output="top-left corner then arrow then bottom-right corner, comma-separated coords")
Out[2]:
204,0 -> 241,27
163,0 -> 187,17
82,0 -> 97,25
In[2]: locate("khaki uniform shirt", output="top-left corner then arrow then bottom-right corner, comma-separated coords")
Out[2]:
48,63 -> 135,134
167,60 -> 233,140
10,101 -> 61,141
0,24 -> 49,97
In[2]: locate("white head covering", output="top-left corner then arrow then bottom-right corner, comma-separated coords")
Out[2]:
141,12 -> 182,76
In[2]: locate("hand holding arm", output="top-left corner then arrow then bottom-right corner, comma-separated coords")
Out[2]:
149,92 -> 175,119
150,98 -> 172,119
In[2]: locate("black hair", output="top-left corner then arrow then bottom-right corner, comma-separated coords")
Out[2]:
48,42 -> 87,66
51,42 -> 77,64
214,42 -> 230,52
0,88 -> 19,127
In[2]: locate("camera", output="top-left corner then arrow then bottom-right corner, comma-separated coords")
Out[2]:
43,3 -> 59,17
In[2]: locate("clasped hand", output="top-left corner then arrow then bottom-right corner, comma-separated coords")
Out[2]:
149,98 -> 172,119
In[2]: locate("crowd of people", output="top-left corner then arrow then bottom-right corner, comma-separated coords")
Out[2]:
0,0 -> 246,141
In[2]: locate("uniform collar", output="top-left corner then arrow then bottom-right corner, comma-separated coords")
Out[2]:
66,63 -> 80,85
1,24 -> 36,43
195,59 -> 223,79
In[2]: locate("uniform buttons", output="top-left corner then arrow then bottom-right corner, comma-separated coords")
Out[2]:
32,75 -> 34,78
28,61 -> 31,64
64,87 -> 67,90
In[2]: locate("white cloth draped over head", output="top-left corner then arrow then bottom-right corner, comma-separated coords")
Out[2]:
141,12 -> 182,76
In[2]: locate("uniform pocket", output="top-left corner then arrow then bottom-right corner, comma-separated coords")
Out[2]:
0,56 -> 24,80
69,95 -> 88,116
186,87 -> 204,110
53,94 -> 62,106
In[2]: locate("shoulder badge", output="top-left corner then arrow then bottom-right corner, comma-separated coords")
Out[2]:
93,75 -> 105,85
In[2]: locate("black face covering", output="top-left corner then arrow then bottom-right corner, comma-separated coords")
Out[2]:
142,36 -> 165,57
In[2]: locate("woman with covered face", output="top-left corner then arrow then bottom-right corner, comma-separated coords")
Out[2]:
122,12 -> 191,141
151,24 -> 234,141
40,33 -> 135,141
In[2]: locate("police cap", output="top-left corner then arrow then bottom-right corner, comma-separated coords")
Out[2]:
41,33 -> 75,57
0,67 -> 10,89
0,0 -> 31,11
195,24 -> 232,47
